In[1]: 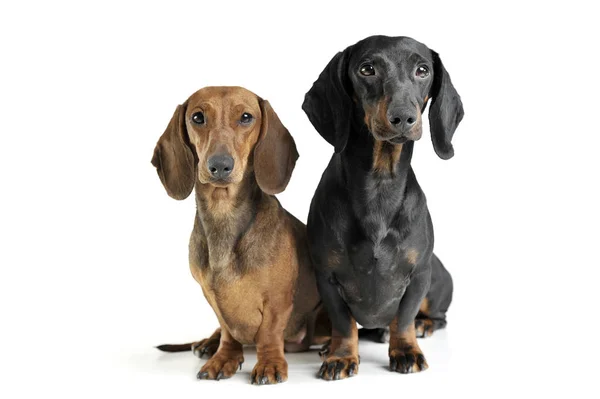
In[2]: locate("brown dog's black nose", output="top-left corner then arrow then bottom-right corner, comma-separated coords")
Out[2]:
388,109 -> 417,133
207,154 -> 234,180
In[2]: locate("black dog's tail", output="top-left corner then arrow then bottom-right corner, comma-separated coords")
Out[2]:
155,343 -> 194,352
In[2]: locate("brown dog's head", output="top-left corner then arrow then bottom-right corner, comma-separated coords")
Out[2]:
152,86 -> 298,200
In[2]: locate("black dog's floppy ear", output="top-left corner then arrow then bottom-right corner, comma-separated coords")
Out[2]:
151,102 -> 196,200
254,99 -> 299,195
302,48 -> 353,153
428,51 -> 464,160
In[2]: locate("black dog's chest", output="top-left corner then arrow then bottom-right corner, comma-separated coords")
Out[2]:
352,180 -> 406,258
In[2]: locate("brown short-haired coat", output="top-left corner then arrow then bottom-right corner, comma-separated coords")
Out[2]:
152,87 -> 326,384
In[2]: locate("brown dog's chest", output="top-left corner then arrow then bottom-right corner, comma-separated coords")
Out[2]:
190,264 -> 265,344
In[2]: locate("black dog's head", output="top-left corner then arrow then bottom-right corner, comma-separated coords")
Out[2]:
303,36 -> 463,159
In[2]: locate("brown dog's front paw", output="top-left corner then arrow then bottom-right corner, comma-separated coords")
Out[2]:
192,337 -> 220,359
414,318 -> 434,338
318,355 -> 359,381
197,355 -> 244,381
389,348 -> 428,373
250,359 -> 288,385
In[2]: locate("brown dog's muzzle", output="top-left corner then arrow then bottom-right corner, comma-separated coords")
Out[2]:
196,131 -> 246,186
207,153 -> 234,181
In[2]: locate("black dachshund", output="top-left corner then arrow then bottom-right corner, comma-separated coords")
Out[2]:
303,36 -> 463,380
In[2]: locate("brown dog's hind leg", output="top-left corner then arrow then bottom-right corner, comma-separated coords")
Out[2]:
389,318 -> 428,373
191,328 -> 222,358
197,328 -> 244,381
318,320 -> 359,381
155,328 -> 222,358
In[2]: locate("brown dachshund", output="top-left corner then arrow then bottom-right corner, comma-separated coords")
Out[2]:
152,87 -> 327,384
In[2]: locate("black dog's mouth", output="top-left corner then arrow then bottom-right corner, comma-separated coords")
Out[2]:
369,116 -> 423,145
387,136 -> 408,144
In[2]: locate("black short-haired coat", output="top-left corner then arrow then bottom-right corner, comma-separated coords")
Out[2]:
302,35 -> 463,380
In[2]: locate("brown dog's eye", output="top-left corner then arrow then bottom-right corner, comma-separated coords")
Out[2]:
359,63 -> 375,76
191,112 -> 205,125
416,66 -> 430,78
240,112 -> 253,124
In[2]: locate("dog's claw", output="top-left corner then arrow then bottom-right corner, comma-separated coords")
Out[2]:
334,362 -> 346,380
196,371 -> 209,379
275,372 -> 283,383
327,362 -> 336,377
390,358 -> 397,371
416,354 -> 426,369
348,362 -> 357,377
318,362 -> 327,378
389,348 -> 428,373
319,356 -> 359,380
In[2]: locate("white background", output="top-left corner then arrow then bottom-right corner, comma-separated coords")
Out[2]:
1,1 -> 599,397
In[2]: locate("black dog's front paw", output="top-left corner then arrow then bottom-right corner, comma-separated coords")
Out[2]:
389,348 -> 428,374
318,355 -> 359,380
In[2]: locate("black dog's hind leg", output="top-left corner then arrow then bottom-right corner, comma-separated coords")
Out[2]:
315,273 -> 359,381
358,327 -> 389,343
415,254 -> 453,338
389,267 -> 431,373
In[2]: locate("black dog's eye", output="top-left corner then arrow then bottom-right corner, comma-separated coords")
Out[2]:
191,112 -> 205,125
240,112 -> 254,124
416,66 -> 430,79
359,63 -> 375,76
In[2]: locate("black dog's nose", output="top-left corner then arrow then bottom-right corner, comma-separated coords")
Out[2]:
207,154 -> 234,180
389,109 -> 417,132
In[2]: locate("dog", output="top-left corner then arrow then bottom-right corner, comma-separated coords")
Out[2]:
152,86 -> 327,384
302,36 -> 462,380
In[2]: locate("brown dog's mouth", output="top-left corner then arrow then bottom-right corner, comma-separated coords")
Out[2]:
209,178 -> 232,187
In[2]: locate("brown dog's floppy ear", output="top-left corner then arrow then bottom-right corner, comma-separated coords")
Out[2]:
151,102 -> 196,200
302,48 -> 353,153
428,51 -> 464,160
254,100 -> 299,195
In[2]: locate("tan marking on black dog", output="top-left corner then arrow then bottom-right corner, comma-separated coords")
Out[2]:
388,317 -> 428,373
327,248 -> 343,268
419,298 -> 430,315
318,319 -> 359,380
414,318 -> 434,338
372,140 -> 403,174
405,248 -> 419,265
363,97 -> 393,138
